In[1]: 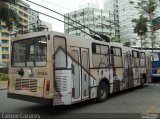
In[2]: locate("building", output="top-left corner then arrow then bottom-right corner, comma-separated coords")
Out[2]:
104,0 -> 120,39
64,3 -> 115,39
0,0 -> 39,68
118,0 -> 140,46
118,0 -> 160,48
28,9 -> 39,28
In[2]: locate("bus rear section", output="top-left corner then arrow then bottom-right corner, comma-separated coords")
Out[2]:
8,32 -> 53,104
151,52 -> 160,82
7,32 -> 97,106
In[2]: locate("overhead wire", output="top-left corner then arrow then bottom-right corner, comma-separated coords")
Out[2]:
24,0 -> 110,41
40,0 -> 73,11
9,2 -> 95,37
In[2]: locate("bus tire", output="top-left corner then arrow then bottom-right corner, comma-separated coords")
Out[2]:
97,82 -> 109,102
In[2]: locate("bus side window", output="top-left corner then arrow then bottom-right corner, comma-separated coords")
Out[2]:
132,50 -> 140,67
92,43 -> 109,68
140,52 -> 146,67
53,36 -> 67,68
54,36 -> 66,51
111,47 -> 123,67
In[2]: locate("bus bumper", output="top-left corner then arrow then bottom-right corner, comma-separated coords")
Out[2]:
7,92 -> 53,105
152,74 -> 160,77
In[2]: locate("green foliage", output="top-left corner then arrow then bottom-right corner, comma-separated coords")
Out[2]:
32,25 -> 38,32
110,37 -> 120,42
0,74 -> 9,81
0,68 -> 8,74
132,15 -> 148,49
141,0 -> 157,16
0,0 -> 19,31
132,15 -> 148,37
140,0 -> 157,51
123,42 -> 130,47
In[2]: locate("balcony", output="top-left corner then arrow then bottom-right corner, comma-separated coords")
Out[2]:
0,51 -> 9,54
18,8 -> 28,17
1,29 -> 9,33
0,59 -> 9,62
0,44 -> 9,47
0,36 -> 9,40
19,15 -> 28,22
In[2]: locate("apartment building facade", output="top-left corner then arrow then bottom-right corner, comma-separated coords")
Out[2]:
118,0 -> 160,48
0,0 -> 39,68
104,0 -> 120,39
64,3 -> 115,39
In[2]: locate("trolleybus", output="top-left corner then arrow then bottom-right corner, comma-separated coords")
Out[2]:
8,31 -> 151,105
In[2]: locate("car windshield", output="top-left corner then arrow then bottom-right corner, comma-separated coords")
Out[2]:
12,36 -> 47,67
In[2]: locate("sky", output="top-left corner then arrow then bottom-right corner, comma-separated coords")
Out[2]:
25,0 -> 106,32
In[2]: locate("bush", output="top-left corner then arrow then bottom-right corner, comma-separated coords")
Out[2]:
0,68 -> 8,74
0,74 -> 9,81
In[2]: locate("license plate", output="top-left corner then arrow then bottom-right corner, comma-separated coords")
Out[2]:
22,86 -> 29,91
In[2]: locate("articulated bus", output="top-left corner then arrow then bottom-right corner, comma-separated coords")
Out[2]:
8,31 -> 151,105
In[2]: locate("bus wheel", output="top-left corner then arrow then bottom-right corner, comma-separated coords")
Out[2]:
97,82 -> 109,102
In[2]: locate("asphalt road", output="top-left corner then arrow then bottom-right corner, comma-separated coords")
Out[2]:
0,83 -> 160,119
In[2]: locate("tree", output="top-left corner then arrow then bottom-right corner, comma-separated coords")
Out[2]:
123,42 -> 130,47
110,37 -> 120,43
132,15 -> 148,49
141,0 -> 157,52
141,0 -> 157,19
0,0 -> 19,31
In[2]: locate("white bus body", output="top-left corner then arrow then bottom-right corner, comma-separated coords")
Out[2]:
8,31 -> 151,105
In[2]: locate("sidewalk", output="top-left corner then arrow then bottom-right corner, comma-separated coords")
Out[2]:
0,81 -> 8,90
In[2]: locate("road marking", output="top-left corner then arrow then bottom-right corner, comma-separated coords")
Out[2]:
142,100 -> 160,119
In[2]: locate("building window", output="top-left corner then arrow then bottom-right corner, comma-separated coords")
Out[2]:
2,40 -> 8,44
2,48 -> 8,51
2,54 -> 9,59
2,33 -> 9,37
130,1 -> 134,4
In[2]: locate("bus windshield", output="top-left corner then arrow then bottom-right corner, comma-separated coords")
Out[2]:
12,36 -> 47,67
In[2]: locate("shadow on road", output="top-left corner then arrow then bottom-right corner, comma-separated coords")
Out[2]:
17,100 -> 97,118
15,85 -> 150,118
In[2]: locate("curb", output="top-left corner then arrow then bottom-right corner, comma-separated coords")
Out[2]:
0,85 -> 7,90
0,81 -> 8,90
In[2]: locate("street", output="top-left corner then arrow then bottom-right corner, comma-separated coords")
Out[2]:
0,83 -> 160,118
